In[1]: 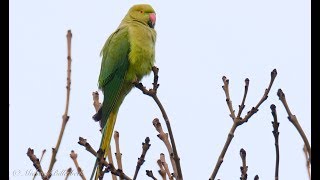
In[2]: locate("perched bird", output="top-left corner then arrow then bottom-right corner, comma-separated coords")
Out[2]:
90,4 -> 157,180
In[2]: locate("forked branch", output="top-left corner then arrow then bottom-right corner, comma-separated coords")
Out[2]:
27,30 -> 73,179
209,69 -> 277,180
78,137 -> 132,180
27,148 -> 47,180
32,149 -> 46,180
134,66 -> 182,180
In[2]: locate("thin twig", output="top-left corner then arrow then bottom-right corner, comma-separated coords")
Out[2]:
222,76 -> 236,120
271,104 -> 280,180
303,145 -> 311,180
107,146 -> 118,180
160,154 -> 173,180
209,69 -> 277,180
153,118 -> 177,178
114,131 -> 123,171
134,66 -> 182,180
26,30 -> 73,180
27,148 -> 47,180
64,168 -> 72,180
157,159 -> 167,180
46,30 -> 73,178
277,89 -> 311,162
146,170 -> 158,180
240,148 -> 248,180
236,78 -> 249,118
78,137 -> 98,156
210,122 -> 237,180
133,137 -> 151,180
32,149 -> 46,180
70,150 -> 86,180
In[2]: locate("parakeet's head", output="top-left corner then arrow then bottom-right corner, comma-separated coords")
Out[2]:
125,4 -> 156,29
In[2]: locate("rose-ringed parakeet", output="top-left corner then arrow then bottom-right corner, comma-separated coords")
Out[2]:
90,4 -> 157,180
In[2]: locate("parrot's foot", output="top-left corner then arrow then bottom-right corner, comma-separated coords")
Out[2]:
131,76 -> 139,84
92,106 -> 102,122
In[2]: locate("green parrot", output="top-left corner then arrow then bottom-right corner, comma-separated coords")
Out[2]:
90,4 -> 157,180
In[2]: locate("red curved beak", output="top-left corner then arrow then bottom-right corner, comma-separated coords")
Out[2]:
149,13 -> 156,28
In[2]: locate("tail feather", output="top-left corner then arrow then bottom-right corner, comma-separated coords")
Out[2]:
90,111 -> 118,180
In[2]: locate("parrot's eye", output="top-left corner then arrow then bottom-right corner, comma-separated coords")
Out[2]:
139,10 -> 144,13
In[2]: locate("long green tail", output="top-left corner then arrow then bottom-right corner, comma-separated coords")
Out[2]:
90,111 -> 118,180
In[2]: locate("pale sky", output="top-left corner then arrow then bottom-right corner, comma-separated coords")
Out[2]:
10,0 -> 311,179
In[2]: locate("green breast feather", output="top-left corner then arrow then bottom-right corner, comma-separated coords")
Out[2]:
96,22 -> 156,128
126,22 -> 156,82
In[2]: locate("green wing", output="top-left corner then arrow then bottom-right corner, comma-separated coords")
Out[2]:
98,26 -> 130,128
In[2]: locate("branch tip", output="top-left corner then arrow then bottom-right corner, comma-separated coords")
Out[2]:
277,89 -> 285,99
270,104 -> 276,111
245,78 -> 249,85
271,69 -> 277,79
240,148 -> 246,159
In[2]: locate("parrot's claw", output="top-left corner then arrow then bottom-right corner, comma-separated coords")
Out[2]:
93,106 -> 102,122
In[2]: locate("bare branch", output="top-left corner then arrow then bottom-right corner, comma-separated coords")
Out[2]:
303,145 -> 311,180
209,69 -> 277,180
236,78 -> 249,118
27,148 -> 47,180
78,137 -> 97,156
46,30 -> 73,178
222,76 -> 236,120
64,168 -> 72,180
134,66 -> 182,180
160,153 -> 173,180
133,137 -> 151,180
70,150 -> 86,180
107,146 -> 118,180
114,131 -> 123,171
157,159 -> 167,180
270,104 -> 280,180
209,122 -> 237,180
277,89 -> 311,162
32,149 -> 46,180
239,148 -> 248,180
241,69 -> 277,124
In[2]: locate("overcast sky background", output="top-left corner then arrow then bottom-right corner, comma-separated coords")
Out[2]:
10,0 -> 310,179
